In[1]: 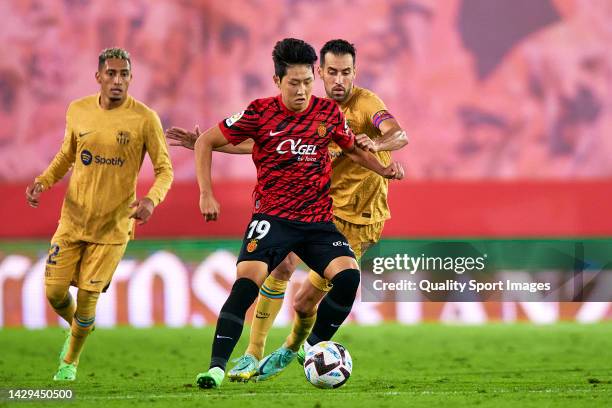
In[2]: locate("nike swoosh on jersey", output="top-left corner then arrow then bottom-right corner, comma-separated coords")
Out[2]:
79,131 -> 93,137
269,130 -> 286,136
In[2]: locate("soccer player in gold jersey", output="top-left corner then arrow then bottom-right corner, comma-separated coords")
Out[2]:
25,48 -> 173,381
165,39 -> 407,381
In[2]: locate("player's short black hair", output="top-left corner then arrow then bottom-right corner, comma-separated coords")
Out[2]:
320,39 -> 356,66
98,47 -> 131,71
272,38 -> 318,80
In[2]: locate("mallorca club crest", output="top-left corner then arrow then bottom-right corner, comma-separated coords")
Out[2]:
246,239 -> 258,253
317,122 -> 328,137
116,130 -> 131,145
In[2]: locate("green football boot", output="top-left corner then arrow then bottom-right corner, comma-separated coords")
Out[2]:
296,344 -> 306,366
196,367 -> 225,389
53,361 -> 77,381
257,346 -> 297,381
227,354 -> 259,382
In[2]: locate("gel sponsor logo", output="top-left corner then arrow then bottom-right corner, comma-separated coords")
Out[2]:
332,241 -> 354,253
276,139 -> 318,155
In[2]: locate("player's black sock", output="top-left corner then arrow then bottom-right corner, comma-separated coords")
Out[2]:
209,277 -> 259,371
307,269 -> 360,344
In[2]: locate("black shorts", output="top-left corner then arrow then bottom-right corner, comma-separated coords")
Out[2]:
237,214 -> 356,276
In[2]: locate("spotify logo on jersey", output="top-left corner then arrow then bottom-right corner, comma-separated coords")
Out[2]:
80,149 -> 125,167
81,150 -> 93,165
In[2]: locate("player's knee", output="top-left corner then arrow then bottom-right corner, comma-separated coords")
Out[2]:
271,268 -> 292,281
324,256 -> 359,279
236,261 -> 268,286
45,283 -> 71,309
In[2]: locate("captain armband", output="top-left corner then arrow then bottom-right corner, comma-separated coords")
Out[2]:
372,110 -> 395,128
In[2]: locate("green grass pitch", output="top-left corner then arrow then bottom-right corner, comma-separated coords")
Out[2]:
1,323 -> 610,407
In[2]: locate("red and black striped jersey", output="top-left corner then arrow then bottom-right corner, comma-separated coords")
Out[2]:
219,95 -> 354,223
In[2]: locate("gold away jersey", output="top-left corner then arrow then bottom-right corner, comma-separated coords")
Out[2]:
329,87 -> 392,225
36,94 -> 173,244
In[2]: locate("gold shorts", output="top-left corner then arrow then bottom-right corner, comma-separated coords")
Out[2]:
308,216 -> 385,292
44,231 -> 127,293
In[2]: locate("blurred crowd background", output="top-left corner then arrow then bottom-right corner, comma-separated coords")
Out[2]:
2,0 -> 612,182
1,1 -> 610,326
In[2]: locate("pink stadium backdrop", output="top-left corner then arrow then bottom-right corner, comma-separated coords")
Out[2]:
0,0 -> 611,325
2,0 -> 612,182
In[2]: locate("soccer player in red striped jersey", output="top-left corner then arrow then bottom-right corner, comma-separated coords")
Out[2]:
192,38 -> 403,389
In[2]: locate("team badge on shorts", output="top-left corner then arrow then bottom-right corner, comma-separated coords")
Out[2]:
246,239 -> 258,253
116,130 -> 131,145
317,122 -> 327,137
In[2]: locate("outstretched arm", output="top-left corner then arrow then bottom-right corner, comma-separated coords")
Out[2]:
195,125 -> 231,221
166,126 -> 254,154
342,144 -> 404,180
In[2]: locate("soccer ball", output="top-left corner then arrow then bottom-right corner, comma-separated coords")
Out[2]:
303,341 -> 352,389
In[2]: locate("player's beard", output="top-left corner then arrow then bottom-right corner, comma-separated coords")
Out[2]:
332,84 -> 352,104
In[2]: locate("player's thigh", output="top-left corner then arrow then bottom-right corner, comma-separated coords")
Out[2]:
269,252 -> 301,281
320,221 -> 386,281
44,234 -> 85,288
237,214 -> 299,274
78,242 -> 127,293
294,221 -> 356,280
293,277 -> 327,315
